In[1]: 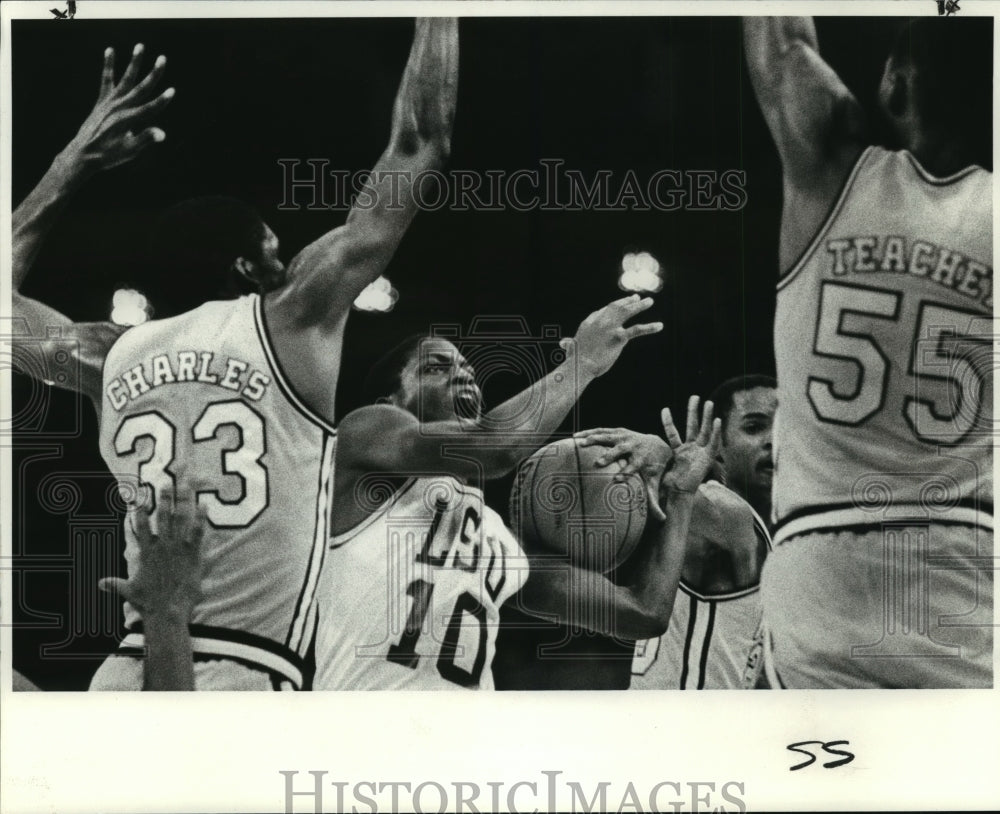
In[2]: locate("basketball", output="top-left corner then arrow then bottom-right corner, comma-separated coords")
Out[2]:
510,438 -> 648,573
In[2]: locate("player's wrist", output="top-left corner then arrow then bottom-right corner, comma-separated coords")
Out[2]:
570,356 -> 602,385
662,486 -> 698,503
51,146 -> 98,188
142,602 -> 195,629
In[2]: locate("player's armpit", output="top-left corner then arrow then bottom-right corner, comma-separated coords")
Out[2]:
743,18 -> 866,180
10,295 -> 126,407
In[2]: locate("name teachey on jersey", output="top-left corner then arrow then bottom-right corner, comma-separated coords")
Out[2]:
823,234 -> 992,308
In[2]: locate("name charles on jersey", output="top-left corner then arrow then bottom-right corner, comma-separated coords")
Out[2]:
105,350 -> 272,410
825,234 -> 993,308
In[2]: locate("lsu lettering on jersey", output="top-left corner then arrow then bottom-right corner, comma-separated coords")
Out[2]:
631,507 -> 772,690
97,294 -> 335,689
314,477 -> 528,690
773,146 -> 993,543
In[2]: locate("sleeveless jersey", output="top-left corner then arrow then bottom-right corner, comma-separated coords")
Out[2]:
631,506 -> 772,690
98,294 -> 335,689
314,476 -> 528,690
773,146 -> 993,543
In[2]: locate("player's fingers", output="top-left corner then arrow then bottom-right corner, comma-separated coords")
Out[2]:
98,47 -> 116,99
619,295 -> 655,319
157,484 -> 176,541
685,395 -> 700,441
647,481 -> 667,523
117,43 -> 145,92
660,407 -> 683,448
576,431 -> 623,447
604,294 -> 641,313
612,458 -> 643,482
558,337 -> 574,355
187,504 -> 208,555
595,442 -> 634,467
131,496 -> 153,543
622,321 -> 663,341
124,127 -> 167,157
125,87 -> 175,123
697,400 -> 715,445
574,427 -> 618,440
98,577 -> 130,602
123,54 -> 167,103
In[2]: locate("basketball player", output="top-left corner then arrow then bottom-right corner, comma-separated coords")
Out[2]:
744,17 -> 992,687
578,375 -> 776,689
314,315 -> 722,690
15,20 -> 460,690
98,488 -> 206,690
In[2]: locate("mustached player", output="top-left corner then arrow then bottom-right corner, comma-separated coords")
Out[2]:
744,17 -> 992,687
580,376 -> 777,689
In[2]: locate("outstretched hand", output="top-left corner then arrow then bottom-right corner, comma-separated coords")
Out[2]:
562,295 -> 663,379
63,44 -> 174,174
659,395 -> 722,496
98,486 -> 204,624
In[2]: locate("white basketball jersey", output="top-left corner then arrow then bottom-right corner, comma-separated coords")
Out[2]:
314,477 -> 528,690
98,294 -> 335,689
631,509 -> 772,690
774,146 -> 993,543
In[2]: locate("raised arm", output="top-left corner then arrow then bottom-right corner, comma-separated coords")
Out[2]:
743,17 -> 866,270
518,397 -> 722,639
337,296 -> 663,486
11,45 -> 172,405
14,44 -> 172,289
265,18 -> 459,420
743,17 -> 865,176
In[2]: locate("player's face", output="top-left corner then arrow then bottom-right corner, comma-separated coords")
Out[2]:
397,338 -> 483,422
254,224 -> 287,290
721,387 -> 776,498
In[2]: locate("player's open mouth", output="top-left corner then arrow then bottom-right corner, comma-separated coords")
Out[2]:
454,386 -> 482,407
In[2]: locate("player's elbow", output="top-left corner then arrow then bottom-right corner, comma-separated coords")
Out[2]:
390,102 -> 453,165
486,447 -> 525,479
619,593 -> 673,639
632,607 -> 672,639
389,128 -> 451,169
751,40 -> 813,109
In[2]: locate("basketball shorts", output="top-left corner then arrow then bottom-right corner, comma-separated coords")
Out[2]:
760,524 -> 993,689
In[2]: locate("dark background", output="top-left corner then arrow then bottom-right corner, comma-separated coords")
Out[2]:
10,15 -> 925,689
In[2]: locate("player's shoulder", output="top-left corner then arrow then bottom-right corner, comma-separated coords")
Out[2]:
696,481 -> 754,520
340,403 -> 413,433
63,320 -> 130,358
336,404 -> 416,470
103,295 -> 256,377
692,481 -> 757,544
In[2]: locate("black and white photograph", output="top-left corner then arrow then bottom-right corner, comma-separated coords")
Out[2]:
1,0 -> 997,811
